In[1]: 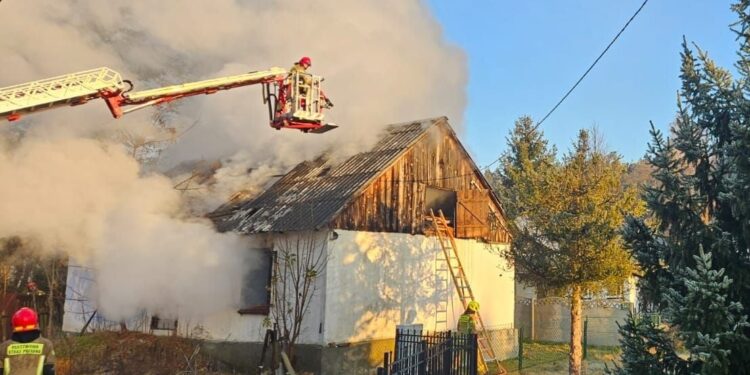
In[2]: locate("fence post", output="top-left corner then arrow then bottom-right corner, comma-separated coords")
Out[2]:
583,318 -> 588,360
530,297 -> 536,340
418,340 -> 427,375
518,327 -> 523,370
383,351 -> 391,375
471,333 -> 478,375
444,331 -> 453,375
395,329 -> 401,361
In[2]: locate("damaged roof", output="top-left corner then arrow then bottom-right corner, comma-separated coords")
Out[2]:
211,117 -> 442,233
211,116 -> 505,234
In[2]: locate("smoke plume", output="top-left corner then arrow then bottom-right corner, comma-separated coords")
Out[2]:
0,0 -> 467,320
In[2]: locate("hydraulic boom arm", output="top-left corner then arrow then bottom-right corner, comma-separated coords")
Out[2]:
0,66 -> 335,133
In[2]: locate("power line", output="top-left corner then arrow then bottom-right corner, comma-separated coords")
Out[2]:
483,156 -> 503,171
531,0 -> 649,132
480,0 -> 649,172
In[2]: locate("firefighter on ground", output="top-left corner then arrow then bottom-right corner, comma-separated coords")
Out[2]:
457,301 -> 485,374
457,300 -> 480,334
0,308 -> 56,375
288,56 -> 333,109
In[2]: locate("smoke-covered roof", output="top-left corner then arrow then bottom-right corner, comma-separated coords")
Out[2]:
210,117 -> 445,233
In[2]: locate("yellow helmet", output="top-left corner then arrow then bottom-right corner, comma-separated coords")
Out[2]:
467,300 -> 480,312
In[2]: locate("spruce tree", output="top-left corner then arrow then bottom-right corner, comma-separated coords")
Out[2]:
491,116 -> 556,221
664,248 -> 749,374
619,2 -> 750,373
607,311 -> 689,374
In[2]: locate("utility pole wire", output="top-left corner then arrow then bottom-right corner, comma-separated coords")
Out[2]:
532,0 -> 649,132
483,0 -> 649,172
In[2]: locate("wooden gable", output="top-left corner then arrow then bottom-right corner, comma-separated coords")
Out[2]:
332,120 -> 510,243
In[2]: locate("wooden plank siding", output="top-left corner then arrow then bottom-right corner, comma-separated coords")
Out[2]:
332,124 -> 511,243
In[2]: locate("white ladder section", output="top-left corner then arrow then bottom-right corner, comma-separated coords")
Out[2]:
434,243 -> 451,332
0,68 -> 124,120
123,67 -> 287,103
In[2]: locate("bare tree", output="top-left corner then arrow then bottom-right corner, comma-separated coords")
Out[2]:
115,105 -> 197,166
0,238 -> 68,337
270,233 -> 328,360
38,254 -> 67,337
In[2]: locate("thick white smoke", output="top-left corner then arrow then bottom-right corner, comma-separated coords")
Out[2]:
0,137 -> 251,319
0,0 -> 467,320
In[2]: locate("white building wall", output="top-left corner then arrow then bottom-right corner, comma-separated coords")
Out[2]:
323,230 -> 513,344
454,240 -> 514,330
64,229 -> 513,346
196,231 -> 328,345
63,232 -> 329,345
62,262 -> 99,332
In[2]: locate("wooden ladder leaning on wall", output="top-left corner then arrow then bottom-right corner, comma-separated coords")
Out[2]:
428,209 -> 507,375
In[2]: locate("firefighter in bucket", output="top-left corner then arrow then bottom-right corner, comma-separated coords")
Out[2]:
0,308 -> 56,375
287,56 -> 333,111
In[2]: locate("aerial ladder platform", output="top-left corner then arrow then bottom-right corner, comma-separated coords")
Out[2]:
0,66 -> 335,133
428,209 -> 507,375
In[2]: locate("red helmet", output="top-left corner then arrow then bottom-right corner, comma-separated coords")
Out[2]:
299,56 -> 312,67
12,307 -> 39,332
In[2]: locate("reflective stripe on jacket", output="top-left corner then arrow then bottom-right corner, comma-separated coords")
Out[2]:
457,313 -> 476,334
0,337 -> 55,375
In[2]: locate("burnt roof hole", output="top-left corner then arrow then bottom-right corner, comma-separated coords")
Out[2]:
318,167 -> 332,177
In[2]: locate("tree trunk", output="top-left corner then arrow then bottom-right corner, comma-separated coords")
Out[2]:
45,259 -> 57,338
569,285 -> 583,375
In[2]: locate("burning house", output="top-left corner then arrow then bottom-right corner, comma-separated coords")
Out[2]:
62,117 -> 515,373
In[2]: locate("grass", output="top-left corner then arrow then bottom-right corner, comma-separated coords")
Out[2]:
53,331 -> 236,375
490,341 -> 621,375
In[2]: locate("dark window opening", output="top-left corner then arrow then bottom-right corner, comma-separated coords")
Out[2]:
238,248 -> 273,315
425,186 -> 457,222
150,316 -> 178,332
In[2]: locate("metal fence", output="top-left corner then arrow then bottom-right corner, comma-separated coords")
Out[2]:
515,297 -> 632,346
484,325 -> 519,361
377,330 -> 478,375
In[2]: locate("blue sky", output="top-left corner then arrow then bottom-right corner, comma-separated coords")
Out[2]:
425,1 -> 739,165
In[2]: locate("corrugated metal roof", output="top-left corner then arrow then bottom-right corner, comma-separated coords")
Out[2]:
211,117 -> 443,233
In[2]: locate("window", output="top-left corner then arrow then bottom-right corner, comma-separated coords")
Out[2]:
238,248 -> 274,315
425,186 -> 457,220
150,315 -> 178,332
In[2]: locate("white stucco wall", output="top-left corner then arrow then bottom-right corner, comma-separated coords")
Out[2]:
62,232 -> 328,345
63,229 -> 514,346
455,239 -> 514,330
323,230 -> 514,344
195,231 -> 328,345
